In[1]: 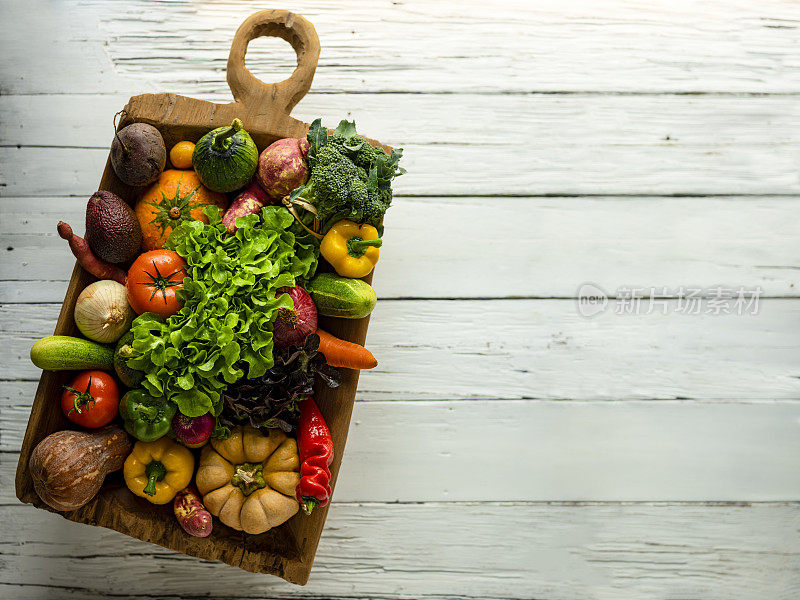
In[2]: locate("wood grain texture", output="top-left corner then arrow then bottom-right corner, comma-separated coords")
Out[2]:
2,0 -> 800,596
2,396 -> 800,501
0,490 -> 797,600
4,92 -> 800,196
6,92 -> 800,152
226,9 -> 319,118
5,0 -> 800,95
3,300 -> 800,401
3,196 -> 800,300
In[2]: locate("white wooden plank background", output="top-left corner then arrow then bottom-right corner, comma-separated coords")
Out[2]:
3,196 -> 800,300
1,0 -> 799,598
4,300 -> 800,401
4,94 -> 800,196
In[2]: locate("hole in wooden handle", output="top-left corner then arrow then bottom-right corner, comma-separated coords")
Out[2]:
227,10 -> 320,117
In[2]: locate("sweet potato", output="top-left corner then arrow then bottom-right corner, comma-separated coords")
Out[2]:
57,221 -> 127,284
221,181 -> 274,234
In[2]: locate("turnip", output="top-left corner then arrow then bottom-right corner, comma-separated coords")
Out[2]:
256,138 -> 310,199
273,285 -> 317,347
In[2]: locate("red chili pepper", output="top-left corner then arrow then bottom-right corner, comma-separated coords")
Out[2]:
295,396 -> 333,515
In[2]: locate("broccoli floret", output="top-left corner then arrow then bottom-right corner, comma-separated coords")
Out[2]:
328,134 -> 389,172
308,144 -> 360,206
292,121 -> 403,233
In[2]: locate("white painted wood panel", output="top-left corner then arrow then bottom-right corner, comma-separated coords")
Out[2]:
4,93 -> 800,167
3,196 -> 798,301
3,300 -> 800,401
0,492 -> 797,600
6,144 -> 799,197
3,398 -> 800,501
4,92 -> 800,195
5,0 -> 800,95
2,0 -> 799,595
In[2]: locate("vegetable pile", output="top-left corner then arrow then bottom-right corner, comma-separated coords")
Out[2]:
29,116 -> 402,539
127,206 -> 318,419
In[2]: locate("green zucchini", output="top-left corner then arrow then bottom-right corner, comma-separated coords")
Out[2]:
306,273 -> 377,319
30,336 -> 114,371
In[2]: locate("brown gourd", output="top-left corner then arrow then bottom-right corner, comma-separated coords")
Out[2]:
28,427 -> 132,511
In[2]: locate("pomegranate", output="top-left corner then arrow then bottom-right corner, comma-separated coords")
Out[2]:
273,285 -> 317,347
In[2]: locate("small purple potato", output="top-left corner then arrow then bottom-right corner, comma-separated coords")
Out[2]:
256,138 -> 310,199
174,487 -> 213,537
111,123 -> 166,187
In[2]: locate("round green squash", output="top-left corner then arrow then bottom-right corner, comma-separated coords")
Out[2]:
114,331 -> 145,388
192,118 -> 258,193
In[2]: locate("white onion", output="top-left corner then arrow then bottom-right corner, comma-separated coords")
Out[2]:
74,280 -> 134,343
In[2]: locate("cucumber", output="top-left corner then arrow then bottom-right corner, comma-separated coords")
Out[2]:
30,336 -> 114,371
306,273 -> 377,319
114,331 -> 145,388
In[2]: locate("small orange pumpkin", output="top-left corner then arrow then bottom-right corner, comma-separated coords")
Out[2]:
135,170 -> 228,250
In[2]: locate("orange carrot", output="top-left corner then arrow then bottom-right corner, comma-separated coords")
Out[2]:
315,329 -> 377,370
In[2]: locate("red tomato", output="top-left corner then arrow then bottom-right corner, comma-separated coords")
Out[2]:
61,371 -> 119,429
126,249 -> 187,319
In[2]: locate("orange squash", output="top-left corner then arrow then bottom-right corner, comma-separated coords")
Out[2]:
135,169 -> 228,250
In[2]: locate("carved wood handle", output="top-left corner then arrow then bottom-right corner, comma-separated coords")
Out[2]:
227,9 -> 320,119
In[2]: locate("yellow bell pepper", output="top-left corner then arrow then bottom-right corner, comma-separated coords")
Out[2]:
320,220 -> 382,278
123,437 -> 194,505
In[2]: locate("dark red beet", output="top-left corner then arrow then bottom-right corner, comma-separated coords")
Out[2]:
273,285 -> 317,347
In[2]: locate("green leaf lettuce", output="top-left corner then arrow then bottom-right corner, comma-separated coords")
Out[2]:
127,206 -> 318,418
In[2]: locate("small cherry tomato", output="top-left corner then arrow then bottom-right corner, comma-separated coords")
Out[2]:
126,249 -> 187,319
170,141 -> 195,169
61,370 -> 119,429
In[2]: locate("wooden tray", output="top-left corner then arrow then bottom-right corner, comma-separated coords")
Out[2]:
14,9 -> 383,585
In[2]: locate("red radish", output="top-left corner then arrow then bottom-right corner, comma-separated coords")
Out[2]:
171,412 -> 215,448
221,181 -> 276,234
57,221 -> 126,284
256,138 -> 310,199
273,285 -> 317,347
174,487 -> 213,537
